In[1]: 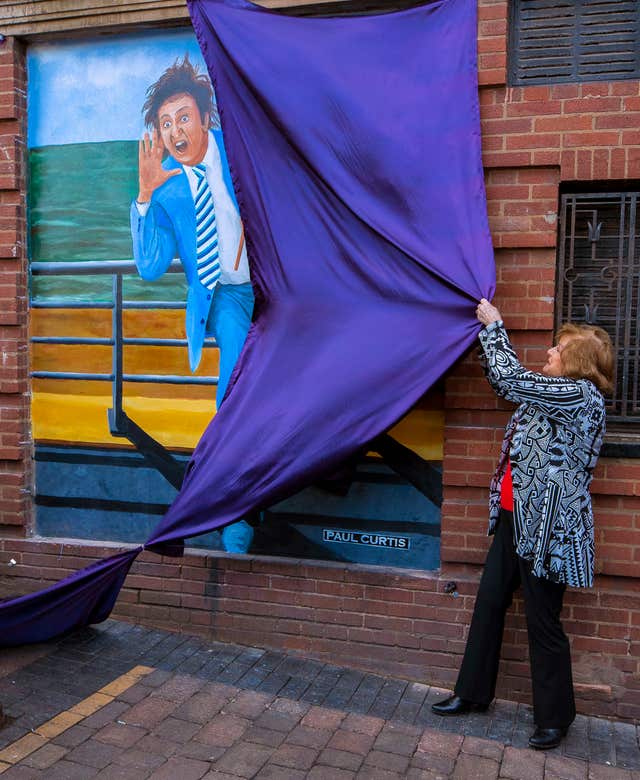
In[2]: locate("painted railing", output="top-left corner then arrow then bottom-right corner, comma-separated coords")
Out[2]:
30,259 -> 208,487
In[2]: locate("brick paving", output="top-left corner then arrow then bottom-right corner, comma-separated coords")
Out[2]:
0,619 -> 637,778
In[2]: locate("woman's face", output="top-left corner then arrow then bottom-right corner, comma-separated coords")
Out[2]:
542,336 -> 573,377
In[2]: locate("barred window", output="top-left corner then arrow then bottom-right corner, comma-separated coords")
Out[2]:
509,0 -> 640,86
557,191 -> 640,429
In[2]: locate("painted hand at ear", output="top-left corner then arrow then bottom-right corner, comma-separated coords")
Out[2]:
476,298 -> 502,326
137,129 -> 181,203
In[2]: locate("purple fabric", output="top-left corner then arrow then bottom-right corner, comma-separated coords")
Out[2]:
0,0 -> 493,645
0,550 -> 139,647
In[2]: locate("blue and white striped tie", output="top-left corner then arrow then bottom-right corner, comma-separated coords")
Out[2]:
193,163 -> 221,290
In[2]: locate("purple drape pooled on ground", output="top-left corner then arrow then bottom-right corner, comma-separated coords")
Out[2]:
0,0 -> 494,645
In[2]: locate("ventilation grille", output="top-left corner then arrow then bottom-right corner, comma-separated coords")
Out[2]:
510,0 -> 640,85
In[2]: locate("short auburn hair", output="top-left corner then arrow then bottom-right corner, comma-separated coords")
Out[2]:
557,323 -> 614,395
143,55 -> 218,130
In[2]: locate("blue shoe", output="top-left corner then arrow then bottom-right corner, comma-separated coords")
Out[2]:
221,520 -> 254,553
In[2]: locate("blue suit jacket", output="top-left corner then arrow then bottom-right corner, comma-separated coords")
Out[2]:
130,129 -> 241,372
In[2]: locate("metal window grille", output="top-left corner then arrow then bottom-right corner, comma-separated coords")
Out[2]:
557,191 -> 640,425
509,0 -> 640,86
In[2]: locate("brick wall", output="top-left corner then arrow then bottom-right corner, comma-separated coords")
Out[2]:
1,0 -> 640,724
441,0 -> 640,579
2,537 -> 639,720
0,37 -> 30,538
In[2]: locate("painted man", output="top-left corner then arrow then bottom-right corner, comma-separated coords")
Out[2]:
130,56 -> 254,553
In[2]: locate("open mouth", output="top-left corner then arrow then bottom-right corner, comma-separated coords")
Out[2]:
174,140 -> 188,154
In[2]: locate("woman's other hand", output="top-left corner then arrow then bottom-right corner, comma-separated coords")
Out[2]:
476,298 -> 502,326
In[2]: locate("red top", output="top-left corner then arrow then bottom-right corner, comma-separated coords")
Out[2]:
500,460 -> 514,511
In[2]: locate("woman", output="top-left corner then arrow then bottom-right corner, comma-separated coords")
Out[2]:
432,299 -> 614,750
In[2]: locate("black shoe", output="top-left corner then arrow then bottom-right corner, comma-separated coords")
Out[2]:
528,726 -> 568,750
431,694 -> 490,716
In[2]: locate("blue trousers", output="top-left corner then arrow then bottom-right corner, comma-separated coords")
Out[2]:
206,282 -> 255,553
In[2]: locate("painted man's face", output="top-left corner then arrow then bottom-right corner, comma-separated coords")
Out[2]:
157,93 -> 209,167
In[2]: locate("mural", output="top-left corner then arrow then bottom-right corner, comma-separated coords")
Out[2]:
28,29 -> 444,568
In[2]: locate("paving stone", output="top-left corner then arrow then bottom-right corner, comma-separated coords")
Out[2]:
77,700 -> 130,730
452,753 -> 500,779
307,767 -> 356,780
195,713 -> 250,747
486,717 -> 514,743
410,750 -> 456,775
93,766 -> 149,780
462,712 -> 491,739
270,742 -> 318,770
460,736 -> 504,761
202,682 -> 240,703
65,739 -> 122,769
0,724 -> 31,752
255,766 -> 307,780
135,734 -> 180,759
173,741 -> 224,763
271,697 -> 310,718
151,674 -> 206,703
317,746 -> 364,771
201,772 -> 242,780
213,741 -> 274,777
324,672 -> 365,708
254,708 -> 304,733
367,698 -> 401,720
406,769 -> 447,780
613,722 -> 640,771
365,749 -> 411,773
256,673 -> 289,696
141,670 -> 173,688
43,759 -> 100,779
286,724 -> 333,749
544,755 -> 588,779
302,706 -> 346,731
342,712 -> 385,737
509,726 -> 531,749
493,699 -> 518,719
51,724 -> 96,748
587,766 -> 635,780
124,697 -> 181,731
178,649 -> 218,677
115,682 -> 151,705
153,716 -> 201,743
0,767 -> 44,780
357,768 -> 406,780
243,725 -> 288,748
328,728 -> 375,755
500,746 -> 545,780
374,723 -> 420,755
590,739 -> 616,766
94,722 -> 147,748
172,691 -> 230,724
21,743 -> 68,770
112,746 -> 167,772
300,669 -> 343,705
417,727 -> 464,758
393,695 -> 428,724
565,717 -> 591,761
277,676 -> 313,701
349,675 -> 384,712
224,690 -> 273,719
147,756 -> 210,780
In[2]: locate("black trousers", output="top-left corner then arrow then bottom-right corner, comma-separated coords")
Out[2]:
454,510 -> 576,729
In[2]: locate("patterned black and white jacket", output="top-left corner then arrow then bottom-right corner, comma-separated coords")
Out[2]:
479,321 -> 606,589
